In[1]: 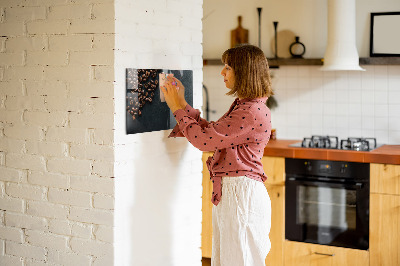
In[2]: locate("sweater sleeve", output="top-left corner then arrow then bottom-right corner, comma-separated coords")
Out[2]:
172,106 -> 257,152
168,104 -> 211,138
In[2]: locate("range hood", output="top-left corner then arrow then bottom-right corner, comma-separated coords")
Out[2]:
320,0 -> 365,71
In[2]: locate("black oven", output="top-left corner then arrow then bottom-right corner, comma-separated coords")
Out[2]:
285,158 -> 369,250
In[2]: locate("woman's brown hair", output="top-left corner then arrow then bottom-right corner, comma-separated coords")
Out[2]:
221,44 -> 273,99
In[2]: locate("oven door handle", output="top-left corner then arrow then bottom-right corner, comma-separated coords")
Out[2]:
287,177 -> 364,189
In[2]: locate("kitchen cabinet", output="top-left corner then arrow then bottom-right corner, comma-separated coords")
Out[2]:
284,241 -> 369,266
201,154 -> 286,266
201,152 -> 213,258
261,156 -> 285,266
370,163 -> 400,266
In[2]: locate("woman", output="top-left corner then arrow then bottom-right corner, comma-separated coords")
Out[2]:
162,44 -> 273,266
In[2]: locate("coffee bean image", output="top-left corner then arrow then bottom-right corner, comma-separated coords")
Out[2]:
126,68 -> 193,134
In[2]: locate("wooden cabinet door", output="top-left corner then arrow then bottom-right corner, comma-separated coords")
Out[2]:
370,193 -> 400,266
284,241 -> 369,266
201,152 -> 213,258
370,163 -> 400,195
262,156 -> 285,186
264,184 -> 284,266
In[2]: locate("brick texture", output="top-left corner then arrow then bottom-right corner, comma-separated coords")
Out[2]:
0,3 -> 115,245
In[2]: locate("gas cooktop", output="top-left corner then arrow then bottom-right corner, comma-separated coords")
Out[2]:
289,135 -> 383,151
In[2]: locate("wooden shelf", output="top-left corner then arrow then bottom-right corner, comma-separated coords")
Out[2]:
359,57 -> 400,65
203,57 -> 400,67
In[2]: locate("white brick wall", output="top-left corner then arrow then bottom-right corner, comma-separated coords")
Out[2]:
0,0 -> 115,265
114,0 -> 203,265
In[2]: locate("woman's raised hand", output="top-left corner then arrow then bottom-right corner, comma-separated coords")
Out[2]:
161,76 -> 185,113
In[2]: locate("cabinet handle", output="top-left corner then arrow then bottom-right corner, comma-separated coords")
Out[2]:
314,252 -> 335,257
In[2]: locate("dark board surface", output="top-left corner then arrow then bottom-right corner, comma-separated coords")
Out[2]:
126,68 -> 193,134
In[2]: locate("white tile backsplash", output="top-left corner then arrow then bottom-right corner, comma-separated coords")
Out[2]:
203,64 -> 400,144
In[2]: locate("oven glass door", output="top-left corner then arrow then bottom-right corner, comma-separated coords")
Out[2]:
286,179 -> 369,250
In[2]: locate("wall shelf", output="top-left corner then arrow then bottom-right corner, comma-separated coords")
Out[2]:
203,57 -> 400,67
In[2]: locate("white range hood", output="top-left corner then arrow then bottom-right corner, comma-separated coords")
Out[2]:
320,0 -> 365,71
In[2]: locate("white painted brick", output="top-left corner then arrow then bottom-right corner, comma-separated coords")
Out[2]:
93,252 -> 113,266
70,175 -> 113,194
70,144 -> 113,161
44,66 -> 91,82
0,67 -> 4,81
49,35 -> 93,52
26,141 -> 67,157
0,37 -> 5,52
26,51 -> 68,66
47,249 -> 91,266
4,6 -> 46,22
93,194 -> 113,210
69,50 -> 113,66
0,52 -> 24,66
0,181 -> 4,197
92,3 -> 114,20
70,237 -> 113,257
90,128 -> 113,146
28,171 -> 69,189
0,138 -> 25,154
71,222 -> 92,239
5,212 -> 48,231
43,96 -> 82,113
22,0 -> 69,6
27,21 -> 69,35
93,65 -> 114,82
48,219 -> 71,236
0,22 -> 24,36
0,152 -> 5,166
92,160 -> 113,177
46,127 -> 88,144
69,207 -> 113,226
26,229 -> 68,251
24,259 -> 49,266
6,241 -> 46,261
0,197 -> 24,212
25,80 -> 68,97
0,81 -> 24,96
48,188 -> 91,208
6,183 -> 46,201
48,4 -> 91,20
27,200 -> 69,219
3,66 -> 44,81
69,81 -> 113,98
167,1 -> 202,19
69,113 -> 114,129
24,111 -> 68,127
77,97 -> 114,114
5,96 -> 46,111
5,36 -> 46,52
4,125 -> 43,141
0,226 -> 23,243
92,34 -> 114,50
0,255 -> 23,266
6,153 -> 46,171
0,110 -> 23,124
47,158 -> 92,176
94,225 -> 112,243
192,55 -> 203,69
69,19 -> 114,34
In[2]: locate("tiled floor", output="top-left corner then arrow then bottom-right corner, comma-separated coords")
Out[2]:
202,257 -> 211,266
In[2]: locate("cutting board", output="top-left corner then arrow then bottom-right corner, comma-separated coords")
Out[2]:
231,16 -> 249,48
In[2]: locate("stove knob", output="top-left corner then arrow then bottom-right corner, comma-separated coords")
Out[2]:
340,164 -> 347,174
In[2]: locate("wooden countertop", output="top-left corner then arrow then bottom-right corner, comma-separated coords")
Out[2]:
263,139 -> 400,165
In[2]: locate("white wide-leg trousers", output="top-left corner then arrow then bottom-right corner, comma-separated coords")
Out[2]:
211,176 -> 272,266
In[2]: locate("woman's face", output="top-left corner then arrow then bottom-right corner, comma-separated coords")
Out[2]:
220,64 -> 235,89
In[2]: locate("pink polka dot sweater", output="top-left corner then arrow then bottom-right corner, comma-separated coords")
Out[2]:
169,97 -> 272,206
